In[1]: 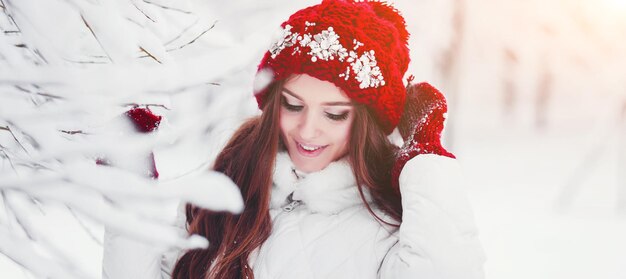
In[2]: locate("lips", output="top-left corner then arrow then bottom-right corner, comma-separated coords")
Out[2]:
296,141 -> 327,157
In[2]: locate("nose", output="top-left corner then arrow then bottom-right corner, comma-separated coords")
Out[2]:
298,109 -> 320,140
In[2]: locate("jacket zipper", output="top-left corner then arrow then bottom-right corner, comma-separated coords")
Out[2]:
282,199 -> 301,212
282,192 -> 302,212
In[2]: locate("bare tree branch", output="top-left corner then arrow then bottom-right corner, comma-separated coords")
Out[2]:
80,15 -> 114,63
0,147 -> 18,173
14,162 -> 51,172
0,1 -> 246,276
146,81 -> 220,95
132,2 -> 155,23
5,126 -> 30,155
169,21 -> 217,51
59,130 -> 86,135
1,192 -> 35,241
139,46 -> 161,64
6,9 -> 21,33
63,58 -> 107,65
15,85 -> 64,100
32,49 -> 47,64
0,147 -> 53,172
137,21 -> 217,60
6,194 -> 84,273
123,103 -> 170,110
164,18 -> 199,46
142,0 -> 191,15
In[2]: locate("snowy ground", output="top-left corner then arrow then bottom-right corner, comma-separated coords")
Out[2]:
454,45 -> 626,279
454,0 -> 626,275
459,124 -> 626,279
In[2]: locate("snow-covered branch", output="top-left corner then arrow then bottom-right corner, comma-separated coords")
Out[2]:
0,0 -> 267,277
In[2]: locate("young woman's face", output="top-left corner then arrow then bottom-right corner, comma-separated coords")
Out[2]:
279,74 -> 355,173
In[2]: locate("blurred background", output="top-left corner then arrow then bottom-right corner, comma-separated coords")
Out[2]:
1,0 -> 625,278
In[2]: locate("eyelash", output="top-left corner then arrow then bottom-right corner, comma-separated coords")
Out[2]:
325,112 -> 349,121
281,97 -> 303,112
281,97 -> 349,121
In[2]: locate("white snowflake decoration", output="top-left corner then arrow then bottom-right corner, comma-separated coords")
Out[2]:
269,24 -> 385,89
270,25 -> 299,59
306,27 -> 348,62
350,50 -> 385,89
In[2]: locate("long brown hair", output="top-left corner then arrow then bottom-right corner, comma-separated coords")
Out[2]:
172,79 -> 402,279
350,105 -> 402,224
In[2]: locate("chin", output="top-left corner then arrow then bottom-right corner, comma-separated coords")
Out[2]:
288,149 -> 334,173
283,138 -> 347,173
291,156 -> 330,173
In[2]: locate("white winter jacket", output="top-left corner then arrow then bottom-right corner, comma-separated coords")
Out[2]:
102,152 -> 485,279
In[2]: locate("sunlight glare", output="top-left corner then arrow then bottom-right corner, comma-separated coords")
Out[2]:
609,0 -> 626,9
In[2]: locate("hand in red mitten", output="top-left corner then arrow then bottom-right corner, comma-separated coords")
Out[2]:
391,82 -> 455,189
126,107 -> 161,179
96,107 -> 162,179
126,107 -> 162,133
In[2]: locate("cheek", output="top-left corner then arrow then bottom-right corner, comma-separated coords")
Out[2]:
279,110 -> 296,136
331,121 -> 352,149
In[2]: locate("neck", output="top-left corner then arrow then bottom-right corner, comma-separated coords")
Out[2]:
270,151 -> 372,214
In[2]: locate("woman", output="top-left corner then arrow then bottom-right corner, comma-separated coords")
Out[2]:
103,1 -> 485,278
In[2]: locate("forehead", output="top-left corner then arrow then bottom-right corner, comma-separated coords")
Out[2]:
282,74 -> 350,103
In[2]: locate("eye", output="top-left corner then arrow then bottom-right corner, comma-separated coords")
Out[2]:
325,111 -> 349,121
281,97 -> 303,112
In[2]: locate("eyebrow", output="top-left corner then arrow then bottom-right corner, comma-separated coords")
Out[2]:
282,88 -> 353,106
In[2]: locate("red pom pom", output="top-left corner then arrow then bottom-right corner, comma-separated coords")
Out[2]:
125,107 -> 162,133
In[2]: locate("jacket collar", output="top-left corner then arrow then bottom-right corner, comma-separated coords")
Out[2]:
270,151 -> 372,214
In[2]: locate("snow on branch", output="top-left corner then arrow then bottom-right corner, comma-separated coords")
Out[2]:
0,0 -> 260,277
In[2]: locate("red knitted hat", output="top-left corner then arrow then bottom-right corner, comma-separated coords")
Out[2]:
255,0 -> 410,134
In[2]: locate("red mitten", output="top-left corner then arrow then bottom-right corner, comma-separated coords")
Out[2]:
126,107 -> 161,179
126,107 -> 162,133
97,107 -> 162,179
391,82 -> 455,189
